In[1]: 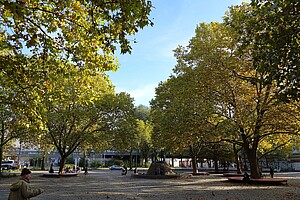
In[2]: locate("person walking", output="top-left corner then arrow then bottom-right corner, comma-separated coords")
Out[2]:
8,168 -> 44,200
270,167 -> 274,178
84,160 -> 88,175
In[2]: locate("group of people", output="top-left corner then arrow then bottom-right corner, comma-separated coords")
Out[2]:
65,166 -> 81,174
7,165 -> 276,199
243,166 -> 275,183
155,167 -> 165,175
50,164 -> 81,174
121,166 -> 141,175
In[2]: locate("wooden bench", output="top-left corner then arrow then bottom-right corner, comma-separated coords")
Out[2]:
227,176 -> 288,185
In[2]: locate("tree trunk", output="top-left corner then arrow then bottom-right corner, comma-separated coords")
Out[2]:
189,145 -> 198,173
129,149 -> 133,170
191,155 -> 198,173
0,145 -> 3,174
0,124 -> 4,174
214,158 -> 219,172
247,149 -> 260,178
41,149 -> 46,170
59,156 -> 67,174
241,133 -> 261,178
233,144 -> 242,174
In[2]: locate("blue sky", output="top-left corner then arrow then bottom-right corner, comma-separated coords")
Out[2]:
108,0 -> 249,107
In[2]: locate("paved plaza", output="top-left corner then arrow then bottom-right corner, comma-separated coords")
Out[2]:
0,170 -> 299,200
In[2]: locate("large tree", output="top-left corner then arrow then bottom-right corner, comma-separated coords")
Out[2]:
1,0 -> 153,69
171,18 -> 299,178
225,0 -> 300,101
0,1 -> 153,166
89,92 -> 139,169
0,0 -> 153,105
0,52 -> 44,172
136,119 -> 153,167
0,0 -> 153,138
41,66 -> 113,173
101,92 -> 138,154
151,64 -> 218,173
135,105 -> 153,167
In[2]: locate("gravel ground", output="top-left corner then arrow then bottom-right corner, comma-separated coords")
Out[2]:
0,170 -> 299,200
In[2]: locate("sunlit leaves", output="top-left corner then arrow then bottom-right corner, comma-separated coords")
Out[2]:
225,0 -> 300,101
98,92 -> 138,152
152,15 -> 299,177
1,0 -> 153,70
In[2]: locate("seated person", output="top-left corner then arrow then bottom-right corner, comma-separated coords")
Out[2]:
243,172 -> 250,182
121,166 -> 127,175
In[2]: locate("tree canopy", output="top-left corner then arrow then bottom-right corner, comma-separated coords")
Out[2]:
151,4 -> 300,177
0,0 -> 154,171
225,0 -> 300,101
1,0 -> 153,70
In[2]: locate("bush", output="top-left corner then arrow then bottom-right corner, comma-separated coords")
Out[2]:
107,159 -> 124,167
90,161 -> 102,168
66,157 -> 75,164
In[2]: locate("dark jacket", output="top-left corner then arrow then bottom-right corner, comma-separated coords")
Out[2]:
8,178 -> 43,200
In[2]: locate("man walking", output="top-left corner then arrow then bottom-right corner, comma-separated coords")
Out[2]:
8,168 -> 44,200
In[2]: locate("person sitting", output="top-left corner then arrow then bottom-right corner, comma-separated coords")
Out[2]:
76,166 -> 80,173
270,167 -> 274,178
49,163 -> 54,173
65,167 -> 70,173
121,166 -> 127,175
243,172 -> 250,183
160,167 -> 165,175
155,167 -> 160,175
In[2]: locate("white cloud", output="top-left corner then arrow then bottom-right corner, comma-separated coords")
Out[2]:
116,84 -> 156,107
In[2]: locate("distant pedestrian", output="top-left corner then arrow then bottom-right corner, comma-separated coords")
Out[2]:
8,168 -> 44,200
49,163 -> 54,173
122,166 -> 127,175
270,167 -> 274,178
242,172 -> 250,183
84,160 -> 88,175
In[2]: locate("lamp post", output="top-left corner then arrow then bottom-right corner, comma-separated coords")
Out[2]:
18,141 -> 22,169
103,152 -> 106,167
135,150 -> 138,168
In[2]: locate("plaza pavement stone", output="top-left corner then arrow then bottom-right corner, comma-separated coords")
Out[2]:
0,170 -> 299,200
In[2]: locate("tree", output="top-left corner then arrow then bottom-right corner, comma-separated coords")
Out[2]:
0,103 -> 24,172
38,65 -> 113,173
102,92 -> 138,152
135,105 -> 153,167
225,0 -> 300,101
94,92 -> 138,169
135,105 -> 151,122
171,18 -> 300,179
0,63 -> 44,172
1,0 -> 153,70
136,119 -> 153,167
151,64 -> 218,173
0,1 -> 154,143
